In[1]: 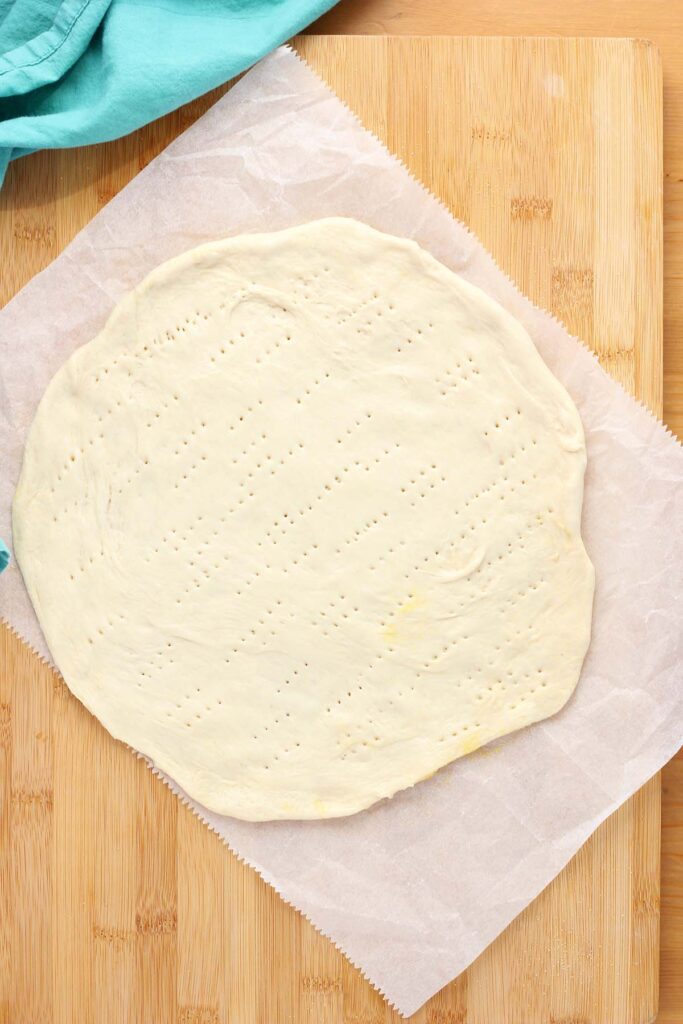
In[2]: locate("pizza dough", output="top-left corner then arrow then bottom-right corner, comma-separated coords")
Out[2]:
13,218 -> 595,821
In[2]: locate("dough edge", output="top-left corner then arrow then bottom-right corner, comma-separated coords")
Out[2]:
13,218 -> 595,820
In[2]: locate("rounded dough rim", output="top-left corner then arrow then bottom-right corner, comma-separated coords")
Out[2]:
13,217 -> 595,820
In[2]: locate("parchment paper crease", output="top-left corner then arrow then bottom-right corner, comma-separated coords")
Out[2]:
1,47 -> 681,1017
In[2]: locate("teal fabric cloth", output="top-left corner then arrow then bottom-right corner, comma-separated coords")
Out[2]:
0,0 -> 337,184
0,537 -> 9,573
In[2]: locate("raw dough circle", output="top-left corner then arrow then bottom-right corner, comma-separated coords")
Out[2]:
13,219 -> 594,820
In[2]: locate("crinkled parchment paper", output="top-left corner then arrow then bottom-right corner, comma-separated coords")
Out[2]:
1,46 -> 681,1017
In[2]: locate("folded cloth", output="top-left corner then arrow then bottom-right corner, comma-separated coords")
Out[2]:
0,0 -> 337,184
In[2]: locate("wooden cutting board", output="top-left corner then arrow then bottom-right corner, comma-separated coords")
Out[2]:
0,35 -> 662,1024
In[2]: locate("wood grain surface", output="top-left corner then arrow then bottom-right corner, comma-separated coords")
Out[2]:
0,32 -> 673,1024
312,10 -> 683,1023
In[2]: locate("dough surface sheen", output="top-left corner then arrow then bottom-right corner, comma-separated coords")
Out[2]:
13,218 -> 595,820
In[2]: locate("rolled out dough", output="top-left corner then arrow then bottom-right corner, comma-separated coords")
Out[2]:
13,218 -> 594,820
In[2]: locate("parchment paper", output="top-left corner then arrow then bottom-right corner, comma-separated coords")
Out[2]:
1,47 -> 682,1017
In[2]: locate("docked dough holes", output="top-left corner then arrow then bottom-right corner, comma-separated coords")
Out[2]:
13,219 -> 594,820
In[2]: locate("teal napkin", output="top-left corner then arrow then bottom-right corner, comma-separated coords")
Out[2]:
0,0 -> 337,184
